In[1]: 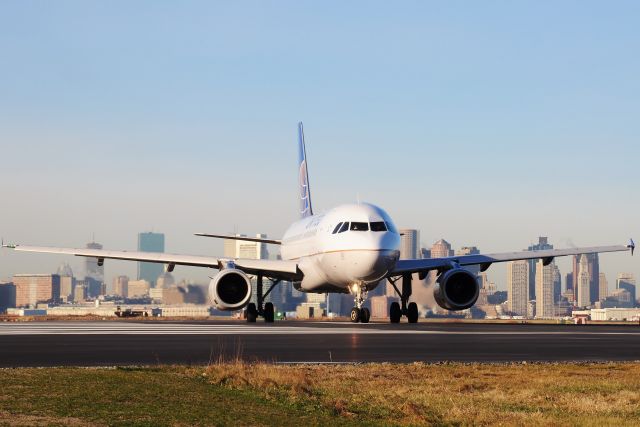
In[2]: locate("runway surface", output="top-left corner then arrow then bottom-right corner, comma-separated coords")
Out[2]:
1,320 -> 640,366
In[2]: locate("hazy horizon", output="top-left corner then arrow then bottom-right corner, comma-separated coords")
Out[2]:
1,1 -> 638,294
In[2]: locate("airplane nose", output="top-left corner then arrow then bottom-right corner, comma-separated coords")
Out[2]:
353,249 -> 399,282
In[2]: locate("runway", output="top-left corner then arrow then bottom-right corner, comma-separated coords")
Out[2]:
1,320 -> 640,366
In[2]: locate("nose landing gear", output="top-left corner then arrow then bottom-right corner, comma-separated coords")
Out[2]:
349,283 -> 370,323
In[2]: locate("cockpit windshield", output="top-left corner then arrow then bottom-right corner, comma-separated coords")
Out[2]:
338,222 -> 349,233
350,222 -> 369,231
370,221 -> 387,232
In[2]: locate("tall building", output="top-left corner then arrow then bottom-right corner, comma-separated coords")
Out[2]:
224,234 -> 269,260
527,237 -> 553,300
553,264 -> 562,303
571,253 -> 600,304
535,260 -> 555,318
398,229 -> 419,259
137,232 -> 165,287
127,280 -> 151,298
599,273 -> 608,301
13,274 -> 60,308
507,260 -> 529,317
85,241 -> 104,298
577,255 -> 591,307
431,239 -> 454,258
112,275 -> 129,297
0,282 -> 16,312
616,273 -> 636,305
57,263 -> 74,302
565,272 -> 574,298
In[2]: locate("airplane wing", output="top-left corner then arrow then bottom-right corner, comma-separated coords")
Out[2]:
390,241 -> 635,276
1,244 -> 301,281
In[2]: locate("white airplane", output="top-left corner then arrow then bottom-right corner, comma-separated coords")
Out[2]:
2,123 -> 635,323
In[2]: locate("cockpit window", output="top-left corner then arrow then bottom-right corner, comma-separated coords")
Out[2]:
338,222 -> 349,233
332,222 -> 343,234
370,221 -> 387,232
350,222 -> 369,231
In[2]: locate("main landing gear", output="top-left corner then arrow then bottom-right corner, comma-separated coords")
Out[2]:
246,274 -> 280,323
349,283 -> 370,323
387,273 -> 419,324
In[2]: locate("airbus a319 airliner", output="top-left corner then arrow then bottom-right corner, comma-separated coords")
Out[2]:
3,123 -> 634,323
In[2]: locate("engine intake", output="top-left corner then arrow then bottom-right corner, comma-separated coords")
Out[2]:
208,269 -> 252,311
434,268 -> 479,311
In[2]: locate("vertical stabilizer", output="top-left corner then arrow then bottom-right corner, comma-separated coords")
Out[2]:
298,122 -> 313,218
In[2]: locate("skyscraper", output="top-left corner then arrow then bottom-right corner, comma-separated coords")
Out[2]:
57,263 -> 74,302
507,260 -> 529,317
85,241 -> 104,298
616,273 -> 636,305
577,255 -> 591,307
571,253 -> 600,304
527,237 -> 553,300
599,273 -> 608,301
431,239 -> 454,258
553,264 -> 562,303
398,229 -> 419,259
535,259 -> 555,318
137,232 -> 165,287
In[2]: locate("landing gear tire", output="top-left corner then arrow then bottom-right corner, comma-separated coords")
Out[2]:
246,303 -> 258,323
407,302 -> 419,324
389,302 -> 401,323
360,307 -> 370,323
263,302 -> 275,323
350,307 -> 361,323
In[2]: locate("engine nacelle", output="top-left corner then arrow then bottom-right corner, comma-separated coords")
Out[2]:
434,268 -> 479,311
208,269 -> 252,311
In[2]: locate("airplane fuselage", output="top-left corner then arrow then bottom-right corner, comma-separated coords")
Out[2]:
280,203 -> 401,293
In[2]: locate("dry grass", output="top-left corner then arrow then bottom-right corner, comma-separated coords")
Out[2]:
202,362 -> 640,425
1,363 -> 640,426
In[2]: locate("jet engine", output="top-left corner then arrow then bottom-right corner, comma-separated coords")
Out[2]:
433,268 -> 479,311
208,269 -> 252,311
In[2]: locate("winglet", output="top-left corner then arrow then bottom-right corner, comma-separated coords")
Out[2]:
629,238 -> 635,256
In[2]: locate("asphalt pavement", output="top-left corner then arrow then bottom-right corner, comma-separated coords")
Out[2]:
1,320 -> 639,366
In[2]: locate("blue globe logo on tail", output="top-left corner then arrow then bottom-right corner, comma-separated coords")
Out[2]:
298,122 -> 313,218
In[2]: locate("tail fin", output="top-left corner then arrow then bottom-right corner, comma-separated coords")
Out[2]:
298,122 -> 313,218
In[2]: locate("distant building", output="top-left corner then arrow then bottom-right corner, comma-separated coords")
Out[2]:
156,272 -> 175,289
616,273 -> 636,306
137,232 -> 165,287
571,253 -> 600,304
565,272 -> 574,301
507,260 -> 529,317
577,255 -> 591,308
535,260 -> 555,318
85,241 -> 104,298
553,265 -> 562,303
57,263 -> 75,303
112,276 -> 129,297
599,273 -> 609,301
73,280 -> 86,303
127,280 -> 151,298
13,274 -> 61,308
425,239 -> 454,286
369,296 -> 398,318
527,237 -> 553,300
398,229 -> 419,260
0,282 -> 16,312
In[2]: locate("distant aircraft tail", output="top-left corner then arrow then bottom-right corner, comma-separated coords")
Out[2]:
298,122 -> 313,218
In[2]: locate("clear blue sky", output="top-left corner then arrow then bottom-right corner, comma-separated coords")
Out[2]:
0,1 -> 638,291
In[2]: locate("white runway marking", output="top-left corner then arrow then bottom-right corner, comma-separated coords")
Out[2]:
1,322 -> 640,336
